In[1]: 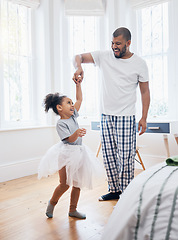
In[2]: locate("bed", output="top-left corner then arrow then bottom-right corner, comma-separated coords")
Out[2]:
101,161 -> 178,240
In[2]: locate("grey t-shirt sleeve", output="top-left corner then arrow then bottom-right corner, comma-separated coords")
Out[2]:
56,109 -> 79,142
73,108 -> 79,118
56,121 -> 71,141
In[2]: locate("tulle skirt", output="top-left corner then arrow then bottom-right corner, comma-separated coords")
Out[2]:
38,142 -> 104,189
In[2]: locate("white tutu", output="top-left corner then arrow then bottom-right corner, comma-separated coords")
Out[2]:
38,142 -> 104,189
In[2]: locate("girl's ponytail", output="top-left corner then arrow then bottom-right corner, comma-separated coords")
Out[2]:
43,93 -> 66,115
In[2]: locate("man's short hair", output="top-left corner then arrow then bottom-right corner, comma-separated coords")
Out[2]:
113,27 -> 131,41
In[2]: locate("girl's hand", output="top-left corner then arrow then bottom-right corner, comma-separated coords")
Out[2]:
75,76 -> 82,85
73,75 -> 82,85
65,128 -> 86,143
77,128 -> 86,137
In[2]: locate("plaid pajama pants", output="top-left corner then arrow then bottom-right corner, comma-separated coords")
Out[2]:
101,114 -> 136,193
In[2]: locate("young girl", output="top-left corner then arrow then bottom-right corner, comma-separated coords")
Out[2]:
38,81 -> 103,219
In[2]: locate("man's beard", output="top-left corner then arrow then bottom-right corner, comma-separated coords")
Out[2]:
114,45 -> 126,58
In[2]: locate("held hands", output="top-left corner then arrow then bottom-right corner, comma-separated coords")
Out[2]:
73,67 -> 84,84
138,118 -> 147,136
77,128 -> 86,138
75,76 -> 82,86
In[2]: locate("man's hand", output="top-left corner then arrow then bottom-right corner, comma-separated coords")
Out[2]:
73,67 -> 84,84
72,53 -> 94,84
138,118 -> 147,135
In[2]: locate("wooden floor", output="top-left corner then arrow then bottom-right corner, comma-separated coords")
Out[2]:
0,169 -> 142,240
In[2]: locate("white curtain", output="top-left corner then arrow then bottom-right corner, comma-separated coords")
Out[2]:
6,0 -> 40,9
65,0 -> 106,16
130,0 -> 170,9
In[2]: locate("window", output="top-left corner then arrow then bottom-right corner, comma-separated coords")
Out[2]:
137,2 -> 169,118
68,16 -> 100,120
0,0 -> 32,128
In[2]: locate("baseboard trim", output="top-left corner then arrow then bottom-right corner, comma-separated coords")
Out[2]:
0,157 -> 41,183
0,154 -> 167,183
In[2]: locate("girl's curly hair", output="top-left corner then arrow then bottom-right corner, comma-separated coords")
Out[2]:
43,93 -> 66,115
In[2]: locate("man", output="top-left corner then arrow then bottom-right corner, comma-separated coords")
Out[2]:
73,27 -> 150,201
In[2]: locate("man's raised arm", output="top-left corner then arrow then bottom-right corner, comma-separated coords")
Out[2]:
73,53 -> 94,83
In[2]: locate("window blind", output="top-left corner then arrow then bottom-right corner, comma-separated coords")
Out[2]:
65,0 -> 106,16
6,0 -> 40,9
130,0 -> 170,9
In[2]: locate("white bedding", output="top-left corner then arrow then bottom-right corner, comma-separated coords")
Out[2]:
101,163 -> 178,240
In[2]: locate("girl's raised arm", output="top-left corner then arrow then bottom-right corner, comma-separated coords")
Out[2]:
74,81 -> 82,112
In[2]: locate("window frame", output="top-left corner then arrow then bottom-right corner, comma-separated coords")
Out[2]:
68,16 -> 101,120
0,1 -> 37,129
58,13 -> 109,125
0,0 -> 43,130
135,1 -> 178,121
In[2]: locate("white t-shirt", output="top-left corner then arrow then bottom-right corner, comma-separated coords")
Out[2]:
91,50 -> 149,116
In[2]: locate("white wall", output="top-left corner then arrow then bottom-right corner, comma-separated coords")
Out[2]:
0,124 -> 101,182
0,126 -> 58,182
136,133 -> 178,169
